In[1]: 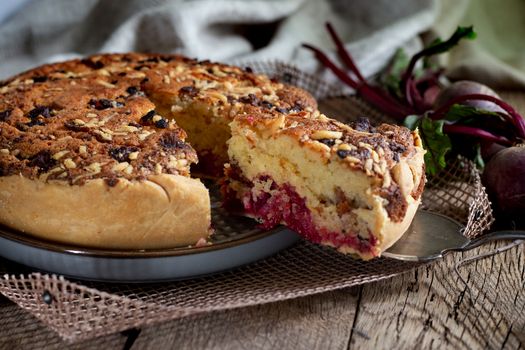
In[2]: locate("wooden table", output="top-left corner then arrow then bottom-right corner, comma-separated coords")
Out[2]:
0,94 -> 524,350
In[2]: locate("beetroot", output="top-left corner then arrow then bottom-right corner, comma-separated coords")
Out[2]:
434,80 -> 504,113
482,146 -> 525,227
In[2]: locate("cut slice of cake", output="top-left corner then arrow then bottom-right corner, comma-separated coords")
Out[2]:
224,111 -> 426,260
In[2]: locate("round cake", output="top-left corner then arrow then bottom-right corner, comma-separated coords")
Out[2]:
0,54 -> 316,249
0,53 -> 425,258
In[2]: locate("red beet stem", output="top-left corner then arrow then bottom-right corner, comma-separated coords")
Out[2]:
402,54 -> 423,90
324,22 -> 414,117
302,44 -> 359,89
443,124 -> 513,146
302,44 -> 412,119
432,94 -> 525,139
405,79 -> 426,113
325,22 -> 365,83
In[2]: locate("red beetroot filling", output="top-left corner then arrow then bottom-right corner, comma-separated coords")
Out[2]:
227,175 -> 377,255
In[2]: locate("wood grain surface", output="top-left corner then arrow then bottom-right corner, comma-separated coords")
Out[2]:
0,93 -> 524,350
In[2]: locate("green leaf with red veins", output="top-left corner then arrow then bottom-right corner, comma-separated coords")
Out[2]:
405,114 -> 452,175
443,104 -> 501,124
381,49 -> 426,100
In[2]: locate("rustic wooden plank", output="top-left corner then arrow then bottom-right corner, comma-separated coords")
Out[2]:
350,242 -> 524,349
132,289 -> 360,350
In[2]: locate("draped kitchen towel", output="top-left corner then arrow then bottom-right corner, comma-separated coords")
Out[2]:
0,0 -> 435,86
0,0 -> 523,89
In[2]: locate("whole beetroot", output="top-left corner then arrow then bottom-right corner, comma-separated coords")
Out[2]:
434,80 -> 505,113
482,145 -> 525,227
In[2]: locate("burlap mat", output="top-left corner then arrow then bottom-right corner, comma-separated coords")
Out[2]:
0,62 -> 493,342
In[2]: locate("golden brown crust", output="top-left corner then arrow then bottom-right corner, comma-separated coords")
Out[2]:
374,196 -> 420,253
0,53 -> 317,184
232,112 -> 418,174
0,174 -> 211,249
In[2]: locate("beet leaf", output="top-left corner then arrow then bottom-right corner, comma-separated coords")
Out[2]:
380,49 -> 410,100
401,26 -> 477,88
404,115 -> 452,175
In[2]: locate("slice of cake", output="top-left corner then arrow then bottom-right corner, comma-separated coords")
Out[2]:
224,112 -> 426,260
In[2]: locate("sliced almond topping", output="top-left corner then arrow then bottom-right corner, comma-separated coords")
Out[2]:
85,162 -> 102,174
93,130 -> 113,141
112,162 -> 129,172
346,156 -> 360,164
52,150 -> 69,160
128,72 -> 146,79
64,158 -> 76,169
364,158 -> 374,172
211,66 -> 227,77
96,80 -> 116,88
371,150 -> 380,163
38,166 -> 63,182
207,91 -> 228,104
311,130 -> 343,140
96,69 -> 111,76
358,142 -> 373,151
138,130 -> 154,141
171,105 -> 183,113
72,119 -> 86,126
120,125 -> 139,133
337,143 -> 356,152
223,81 -> 234,91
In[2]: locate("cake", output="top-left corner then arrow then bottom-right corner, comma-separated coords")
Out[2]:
0,53 -> 315,249
0,53 -> 425,258
224,113 -> 425,259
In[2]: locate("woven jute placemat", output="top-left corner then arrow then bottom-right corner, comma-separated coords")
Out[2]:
0,62 -> 493,342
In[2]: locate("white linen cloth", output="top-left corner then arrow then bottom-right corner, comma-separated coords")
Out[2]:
0,0 -> 436,86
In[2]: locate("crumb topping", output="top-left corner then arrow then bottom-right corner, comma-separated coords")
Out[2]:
234,111 -> 420,179
0,53 -> 316,185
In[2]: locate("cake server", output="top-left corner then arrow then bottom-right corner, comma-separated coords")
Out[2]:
383,210 -> 525,262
